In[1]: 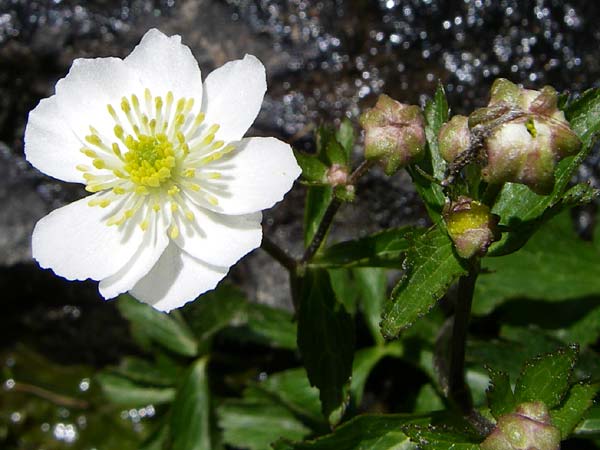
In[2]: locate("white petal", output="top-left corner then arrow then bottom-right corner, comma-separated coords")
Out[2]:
201,54 -> 266,142
124,29 -> 203,102
99,207 -> 169,299
32,194 -> 144,281
196,137 -> 301,215
24,95 -> 89,183
54,57 -> 142,140
129,243 -> 229,311
174,202 -> 262,266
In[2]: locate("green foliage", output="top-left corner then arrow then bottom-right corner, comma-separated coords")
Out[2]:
407,83 -> 448,225
381,226 -> 468,339
297,269 -> 355,424
486,368 -> 516,419
170,358 -> 213,450
118,295 -> 198,357
310,227 -> 421,268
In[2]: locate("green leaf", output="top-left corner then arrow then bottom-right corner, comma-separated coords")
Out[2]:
325,139 -> 348,167
514,345 -> 579,408
294,150 -> 329,183
96,373 -> 176,407
350,343 -> 404,406
118,295 -> 198,357
414,384 -> 444,413
575,404 -> 600,436
354,267 -> 387,345
489,88 -> 600,254
242,302 -> 297,350
474,213 -> 600,316
551,382 -> 600,438
310,227 -> 421,269
381,227 -> 468,339
113,356 -> 180,386
486,368 -> 516,419
329,268 -> 358,314
170,358 -> 212,450
336,118 -> 355,160
304,186 -> 333,246
408,83 -> 448,225
297,269 -> 355,423
256,368 -> 323,426
218,388 -> 311,450
272,414 -> 421,449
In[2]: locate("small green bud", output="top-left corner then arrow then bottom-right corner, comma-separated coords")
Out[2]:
439,115 -> 470,163
360,94 -> 425,175
478,80 -> 581,195
444,197 -> 499,259
481,402 -> 561,450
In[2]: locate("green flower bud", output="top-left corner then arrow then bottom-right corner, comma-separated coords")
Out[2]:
478,79 -> 581,195
444,197 -> 499,259
481,402 -> 561,450
439,115 -> 470,163
360,94 -> 425,175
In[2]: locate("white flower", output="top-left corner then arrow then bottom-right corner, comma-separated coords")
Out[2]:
25,29 -> 301,311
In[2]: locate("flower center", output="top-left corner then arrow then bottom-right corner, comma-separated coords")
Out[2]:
123,134 -> 176,187
76,88 -> 237,233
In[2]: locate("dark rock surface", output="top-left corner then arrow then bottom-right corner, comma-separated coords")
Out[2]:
1,0 -> 599,360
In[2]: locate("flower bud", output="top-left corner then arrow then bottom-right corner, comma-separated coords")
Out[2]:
326,164 -> 349,187
438,115 -> 470,163
481,402 -> 561,450
478,79 -> 581,195
360,94 -> 426,175
444,197 -> 499,259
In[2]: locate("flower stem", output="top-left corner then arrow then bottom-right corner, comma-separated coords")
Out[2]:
261,236 -> 297,273
301,160 -> 374,264
12,381 -> 90,409
448,259 -> 480,413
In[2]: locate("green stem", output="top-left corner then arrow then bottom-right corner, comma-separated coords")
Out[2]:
12,382 -> 90,409
448,259 -> 480,413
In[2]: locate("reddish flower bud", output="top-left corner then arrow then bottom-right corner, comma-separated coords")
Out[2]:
360,94 -> 426,175
444,197 -> 499,259
326,163 -> 349,186
481,402 -> 561,450
478,79 -> 581,195
438,115 -> 471,163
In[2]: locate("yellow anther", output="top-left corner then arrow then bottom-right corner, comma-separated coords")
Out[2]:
169,225 -> 180,239
176,98 -> 186,113
183,168 -> 196,177
211,140 -> 225,150
166,91 -> 174,105
113,169 -> 126,178
124,209 -> 135,219
135,186 -> 149,195
152,204 -> 161,212
168,186 -> 180,196
201,133 -> 215,146
140,220 -> 149,231
85,135 -> 102,146
112,143 -> 122,158
182,143 -> 190,155
114,125 -> 124,140
171,203 -> 179,212
99,199 -> 111,208
76,164 -> 90,172
121,97 -> 131,113
131,94 -> 140,110
189,183 -> 201,192
149,119 -> 157,133
144,88 -> 152,104
206,195 -> 219,206
185,211 -> 195,221
194,112 -> 205,125
93,159 -> 106,169
207,172 -> 222,179
176,131 -> 185,144
113,186 -> 126,195
208,124 -> 220,134
107,104 -> 119,121
155,96 -> 163,110
83,173 -> 96,181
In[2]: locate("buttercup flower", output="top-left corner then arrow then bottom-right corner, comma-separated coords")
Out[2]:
25,29 -> 301,311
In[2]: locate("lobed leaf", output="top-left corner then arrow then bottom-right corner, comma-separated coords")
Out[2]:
551,382 -> 600,438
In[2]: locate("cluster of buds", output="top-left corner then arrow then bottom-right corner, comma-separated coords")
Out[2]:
360,94 -> 426,175
443,197 -> 499,259
481,402 -> 561,450
439,79 -> 581,195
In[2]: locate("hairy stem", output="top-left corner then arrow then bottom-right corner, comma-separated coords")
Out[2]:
301,160 -> 374,263
261,236 -> 297,272
448,260 -> 480,413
